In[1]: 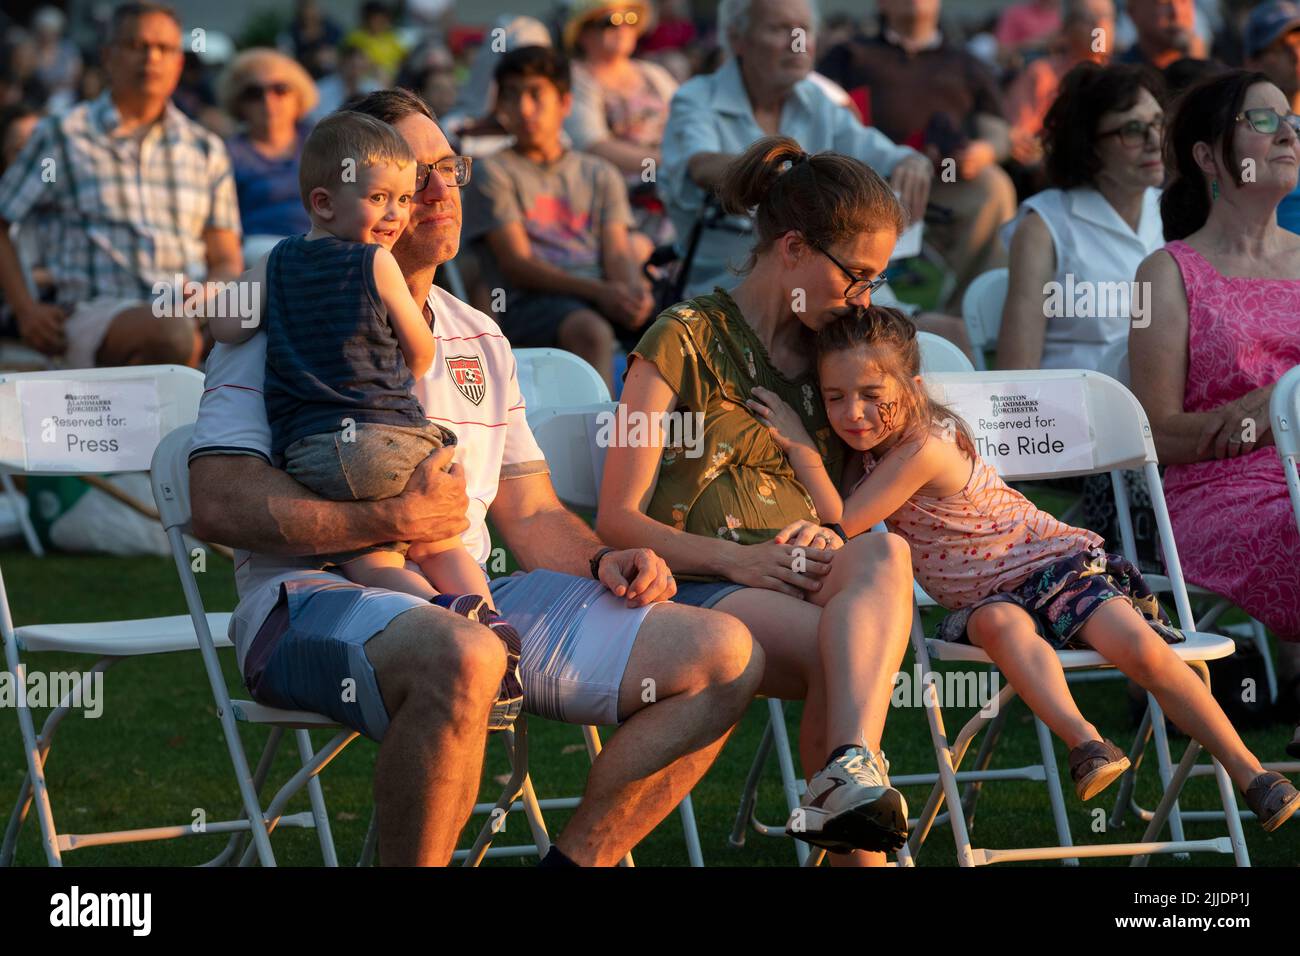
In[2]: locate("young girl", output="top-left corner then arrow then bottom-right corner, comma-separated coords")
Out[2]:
748,304 -> 1300,831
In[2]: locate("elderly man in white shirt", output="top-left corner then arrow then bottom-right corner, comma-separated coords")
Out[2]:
659,0 -> 977,355
188,88 -> 765,867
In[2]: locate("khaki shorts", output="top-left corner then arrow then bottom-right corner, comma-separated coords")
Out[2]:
58,297 -> 143,369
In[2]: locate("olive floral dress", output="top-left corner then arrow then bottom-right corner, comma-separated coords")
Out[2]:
630,289 -> 844,581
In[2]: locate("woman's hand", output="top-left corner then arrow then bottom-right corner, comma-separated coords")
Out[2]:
747,386 -> 818,464
774,519 -> 844,551
723,535 -> 836,599
1196,389 -> 1274,460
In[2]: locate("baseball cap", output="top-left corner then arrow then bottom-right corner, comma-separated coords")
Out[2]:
1246,0 -> 1300,59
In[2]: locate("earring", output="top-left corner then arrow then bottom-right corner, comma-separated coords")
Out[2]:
1211,179 -> 1220,200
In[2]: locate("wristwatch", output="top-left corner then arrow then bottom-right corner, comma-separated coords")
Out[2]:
590,547 -> 616,579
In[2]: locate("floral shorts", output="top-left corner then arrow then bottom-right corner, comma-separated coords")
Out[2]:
935,548 -> 1186,650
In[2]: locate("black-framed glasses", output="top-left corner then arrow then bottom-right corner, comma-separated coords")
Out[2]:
415,156 -> 473,191
818,246 -> 887,299
1098,117 -> 1165,148
1236,107 -> 1300,135
599,10 -> 640,28
239,82 -> 293,103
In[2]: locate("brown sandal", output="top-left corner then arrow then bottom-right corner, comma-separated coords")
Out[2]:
1245,771 -> 1300,832
1068,739 -> 1131,801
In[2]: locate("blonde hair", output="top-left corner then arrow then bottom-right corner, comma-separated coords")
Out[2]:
297,111 -> 415,210
218,48 -> 319,122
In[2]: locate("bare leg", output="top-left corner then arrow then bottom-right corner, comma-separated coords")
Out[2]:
342,550 -> 437,600
966,602 -> 1099,749
412,544 -> 492,602
556,307 -> 617,395
95,305 -> 201,367
363,604 -> 506,865
552,603 -> 764,866
1080,600 -> 1265,790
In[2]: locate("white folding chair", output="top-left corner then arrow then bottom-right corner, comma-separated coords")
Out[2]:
901,369 -> 1249,866
960,268 -> 1008,371
150,425 -> 553,866
0,365 -> 239,866
529,402 -> 705,866
515,347 -> 611,420
1272,364 -> 1300,538
918,331 -> 975,374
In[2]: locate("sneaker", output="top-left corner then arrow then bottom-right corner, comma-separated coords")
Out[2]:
1245,771 -> 1300,832
432,594 -> 524,732
1068,739 -> 1131,801
787,747 -> 908,853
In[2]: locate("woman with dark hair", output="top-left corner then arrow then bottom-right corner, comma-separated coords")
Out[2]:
1133,70 -> 1300,761
999,62 -> 1166,375
598,136 -> 918,864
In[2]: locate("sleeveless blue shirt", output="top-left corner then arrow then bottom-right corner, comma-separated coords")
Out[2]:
263,235 -> 427,456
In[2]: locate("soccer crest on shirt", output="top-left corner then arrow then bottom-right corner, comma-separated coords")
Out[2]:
445,355 -> 486,405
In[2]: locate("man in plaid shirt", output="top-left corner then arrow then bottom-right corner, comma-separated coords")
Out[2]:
0,2 -> 242,369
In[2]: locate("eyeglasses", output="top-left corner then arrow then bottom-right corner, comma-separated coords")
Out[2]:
818,246 -> 887,299
415,155 -> 473,191
1235,107 -> 1300,135
239,82 -> 293,103
598,10 -> 640,28
116,39 -> 182,57
1098,117 -> 1165,148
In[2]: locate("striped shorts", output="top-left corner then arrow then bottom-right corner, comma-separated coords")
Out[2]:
244,569 -> 654,741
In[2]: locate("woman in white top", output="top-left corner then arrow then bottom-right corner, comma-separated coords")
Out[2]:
999,62 -> 1167,377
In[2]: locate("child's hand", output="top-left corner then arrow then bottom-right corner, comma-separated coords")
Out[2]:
747,386 -> 818,463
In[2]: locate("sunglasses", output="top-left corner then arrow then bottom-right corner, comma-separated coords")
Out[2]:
415,155 -> 473,192
240,82 -> 293,103
598,9 -> 640,28
1236,107 -> 1300,135
1098,117 -> 1165,148
818,246 -> 887,300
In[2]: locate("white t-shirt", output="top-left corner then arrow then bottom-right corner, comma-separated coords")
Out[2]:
1002,186 -> 1163,375
189,284 -> 548,668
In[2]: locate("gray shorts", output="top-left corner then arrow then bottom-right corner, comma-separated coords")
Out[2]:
283,421 -> 457,565
243,568 -> 654,740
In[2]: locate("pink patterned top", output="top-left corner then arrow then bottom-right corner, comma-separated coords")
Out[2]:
1161,240 -> 1300,641
860,450 -> 1102,609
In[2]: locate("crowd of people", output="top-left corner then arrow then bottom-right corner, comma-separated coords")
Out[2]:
1,0 -> 1299,866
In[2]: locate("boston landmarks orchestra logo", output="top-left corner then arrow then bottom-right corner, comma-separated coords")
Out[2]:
445,355 -> 486,405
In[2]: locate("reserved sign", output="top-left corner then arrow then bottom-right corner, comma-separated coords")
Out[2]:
17,379 -> 161,472
936,378 -> 1094,476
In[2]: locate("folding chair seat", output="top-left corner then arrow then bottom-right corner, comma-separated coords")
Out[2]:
514,346 -> 611,420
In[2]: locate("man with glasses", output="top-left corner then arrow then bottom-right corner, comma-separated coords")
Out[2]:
187,85 -> 765,866
0,2 -> 242,369
1247,1 -> 1300,235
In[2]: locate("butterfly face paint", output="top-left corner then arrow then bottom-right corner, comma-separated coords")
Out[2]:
875,400 -> 899,433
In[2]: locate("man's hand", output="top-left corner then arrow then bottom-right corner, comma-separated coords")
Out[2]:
15,301 -> 67,355
890,153 -> 933,225
597,547 -> 677,607
385,446 -> 471,544
957,140 -> 997,180
594,280 -> 652,329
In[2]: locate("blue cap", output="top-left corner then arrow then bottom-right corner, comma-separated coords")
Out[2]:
1246,0 -> 1300,59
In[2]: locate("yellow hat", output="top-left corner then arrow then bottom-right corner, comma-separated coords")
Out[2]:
563,0 -> 653,53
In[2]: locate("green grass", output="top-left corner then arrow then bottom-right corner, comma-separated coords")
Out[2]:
2,542 -> 1297,867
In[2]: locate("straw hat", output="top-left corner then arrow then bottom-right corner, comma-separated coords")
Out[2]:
562,0 -> 653,53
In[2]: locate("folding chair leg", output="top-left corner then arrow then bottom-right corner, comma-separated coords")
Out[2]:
1146,692 -> 1190,855
1249,620 -> 1278,705
464,720 -> 535,867
358,809 -> 378,866
729,716 -> 774,849
1110,705 -> 1153,829
1033,715 -> 1078,866
677,795 -> 703,867
1,658 -> 62,865
767,698 -> 809,866
958,697 -> 1011,830
1,472 -> 42,556
295,729 -> 339,867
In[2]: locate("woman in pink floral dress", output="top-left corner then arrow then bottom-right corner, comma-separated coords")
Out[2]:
1133,70 -> 1300,761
